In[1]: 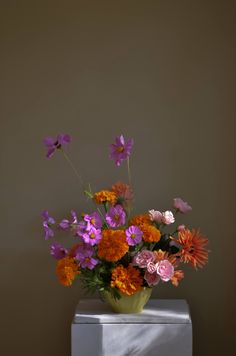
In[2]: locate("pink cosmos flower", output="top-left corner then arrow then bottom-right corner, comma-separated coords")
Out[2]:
132,250 -> 155,268
105,205 -> 126,228
109,134 -> 134,166
148,210 -> 163,223
81,226 -> 102,246
50,243 -> 68,260
76,246 -> 98,270
84,212 -> 103,230
146,261 -> 157,274
144,271 -> 160,286
125,225 -> 143,246
43,134 -> 71,158
59,210 -> 78,230
156,260 -> 174,282
42,210 -> 55,240
177,224 -> 186,232
162,211 -> 175,225
173,198 -> 192,214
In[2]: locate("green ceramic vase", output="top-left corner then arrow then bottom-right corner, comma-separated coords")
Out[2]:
101,287 -> 152,313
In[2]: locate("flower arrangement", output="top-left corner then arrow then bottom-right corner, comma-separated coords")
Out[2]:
42,134 -> 209,300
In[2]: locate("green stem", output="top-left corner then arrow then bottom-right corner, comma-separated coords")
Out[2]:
62,150 -> 84,186
127,157 -> 131,186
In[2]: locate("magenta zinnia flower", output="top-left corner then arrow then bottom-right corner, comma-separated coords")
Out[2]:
50,243 -> 68,260
125,225 -> 143,246
109,134 -> 134,166
42,210 -> 55,240
106,205 -> 126,227
81,226 -> 102,246
43,134 -> 71,158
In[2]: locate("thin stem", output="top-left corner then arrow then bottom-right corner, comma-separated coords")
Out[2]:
127,157 -> 131,186
62,150 -> 84,186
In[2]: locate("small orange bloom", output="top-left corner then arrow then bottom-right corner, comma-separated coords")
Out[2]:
177,229 -> 209,269
56,257 -> 79,286
129,214 -> 151,226
171,270 -> 184,287
97,229 -> 129,262
154,249 -> 179,267
94,190 -> 117,205
111,265 -> 143,295
140,223 -> 161,243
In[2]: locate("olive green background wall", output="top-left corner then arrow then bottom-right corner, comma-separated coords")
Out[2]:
1,1 -> 235,355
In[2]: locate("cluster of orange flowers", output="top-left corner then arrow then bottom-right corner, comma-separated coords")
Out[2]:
98,229 -> 128,262
111,265 -> 143,295
93,190 -> 117,205
129,214 -> 161,243
56,257 -> 80,286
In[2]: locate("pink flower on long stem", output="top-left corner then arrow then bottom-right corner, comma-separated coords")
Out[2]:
173,198 -> 192,213
109,135 -> 134,167
43,134 -> 71,158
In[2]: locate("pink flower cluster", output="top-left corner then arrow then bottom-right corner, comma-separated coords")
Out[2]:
133,250 -> 174,286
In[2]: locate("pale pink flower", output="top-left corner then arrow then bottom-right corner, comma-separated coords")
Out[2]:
162,211 -> 175,225
144,271 -> 160,286
132,250 -> 155,268
156,260 -> 174,282
148,209 -> 163,223
177,224 -> 186,232
146,261 -> 157,274
173,198 -> 192,214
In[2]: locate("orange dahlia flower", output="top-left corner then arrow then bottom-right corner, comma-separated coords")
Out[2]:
97,229 -> 128,262
111,265 -> 143,295
177,229 -> 209,269
129,214 -> 151,226
171,270 -> 184,287
56,257 -> 79,286
93,190 -> 117,205
140,223 -> 161,243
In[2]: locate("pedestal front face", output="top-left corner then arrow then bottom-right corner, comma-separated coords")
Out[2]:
71,299 -> 192,356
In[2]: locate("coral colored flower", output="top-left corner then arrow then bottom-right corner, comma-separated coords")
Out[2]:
148,210 -> 163,224
56,257 -> 79,286
111,265 -> 143,295
59,210 -> 79,231
43,134 -> 71,158
42,210 -> 55,240
171,270 -> 184,287
162,211 -> 175,225
144,271 -> 160,286
129,214 -> 151,227
146,261 -> 157,274
125,225 -> 143,246
50,243 -> 68,260
109,135 -> 134,167
84,212 -> 103,229
94,190 -> 117,205
112,181 -> 133,207
97,230 -> 128,262
106,205 -> 126,228
140,224 -> 161,243
156,260 -> 174,282
177,229 -> 209,269
133,250 -> 155,268
81,226 -> 102,246
173,198 -> 192,214
76,247 -> 98,270
177,224 -> 186,232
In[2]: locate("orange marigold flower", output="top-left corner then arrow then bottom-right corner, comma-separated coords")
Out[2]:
140,223 -> 161,243
56,257 -> 79,286
129,214 -> 151,226
94,190 -> 117,205
111,264 -> 143,295
97,229 -> 128,262
171,270 -> 184,287
177,229 -> 209,269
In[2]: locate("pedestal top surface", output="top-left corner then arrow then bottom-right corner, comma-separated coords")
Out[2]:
73,299 -> 191,324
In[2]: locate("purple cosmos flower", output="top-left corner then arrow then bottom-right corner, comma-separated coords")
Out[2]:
125,225 -> 143,246
84,212 -> 103,230
42,210 -> 55,240
81,226 -> 102,246
59,211 -> 79,234
75,220 -> 88,237
43,134 -> 71,158
50,242 -> 68,260
109,134 -> 134,166
76,247 -> 98,270
105,204 -> 126,228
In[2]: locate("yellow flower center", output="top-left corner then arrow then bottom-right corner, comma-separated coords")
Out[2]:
114,214 -> 120,221
91,218 -> 96,225
90,233 -> 96,239
85,257 -> 90,263
117,146 -> 124,153
131,233 -> 136,239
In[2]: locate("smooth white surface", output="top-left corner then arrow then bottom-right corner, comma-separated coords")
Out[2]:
71,299 -> 192,356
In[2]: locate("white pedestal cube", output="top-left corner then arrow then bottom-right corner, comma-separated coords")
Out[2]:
71,299 -> 192,356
